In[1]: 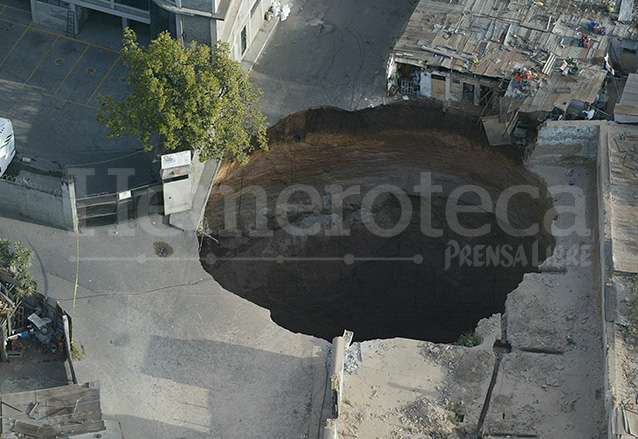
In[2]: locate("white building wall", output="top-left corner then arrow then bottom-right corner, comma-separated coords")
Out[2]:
173,0 -> 272,60
420,72 -> 432,98
222,0 -> 272,61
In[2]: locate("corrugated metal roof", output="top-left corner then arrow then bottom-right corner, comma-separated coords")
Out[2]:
393,0 -> 638,112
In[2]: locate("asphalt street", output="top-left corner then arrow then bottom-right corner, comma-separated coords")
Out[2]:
251,0 -> 416,123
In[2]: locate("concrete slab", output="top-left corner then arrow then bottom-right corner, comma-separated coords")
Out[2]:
0,4 -> 32,25
0,213 -> 331,438
619,0 -> 634,22
0,28 -> 58,84
0,20 -> 25,61
87,58 -> 128,105
614,74 -> 638,124
23,37 -> 88,94
607,126 -> 638,273
0,0 -> 30,13
339,317 -> 500,438
482,127 -> 606,438
54,45 -> 119,104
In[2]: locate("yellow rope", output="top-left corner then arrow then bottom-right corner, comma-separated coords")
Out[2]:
72,219 -> 79,322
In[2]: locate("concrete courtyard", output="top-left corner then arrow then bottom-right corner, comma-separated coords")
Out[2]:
0,213 -> 331,438
0,0 -> 154,196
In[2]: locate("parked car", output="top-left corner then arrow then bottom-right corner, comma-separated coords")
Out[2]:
0,118 -> 15,177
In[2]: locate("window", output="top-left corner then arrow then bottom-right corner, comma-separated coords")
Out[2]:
240,26 -> 247,55
250,0 -> 260,16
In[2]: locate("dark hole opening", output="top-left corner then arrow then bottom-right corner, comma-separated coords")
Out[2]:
199,104 -> 554,343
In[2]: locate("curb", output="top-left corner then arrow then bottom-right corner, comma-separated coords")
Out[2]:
244,16 -> 281,73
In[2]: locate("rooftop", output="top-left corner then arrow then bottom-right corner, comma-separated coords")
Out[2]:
614,73 -> 638,122
393,0 -> 638,112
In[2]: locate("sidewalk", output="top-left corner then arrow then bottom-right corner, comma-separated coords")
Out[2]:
241,14 -> 280,73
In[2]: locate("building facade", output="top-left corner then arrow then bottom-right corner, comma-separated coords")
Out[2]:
29,0 -> 273,61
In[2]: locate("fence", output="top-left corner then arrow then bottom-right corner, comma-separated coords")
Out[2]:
0,174 -> 77,231
0,171 -> 164,230
12,291 -> 76,383
76,183 -> 163,228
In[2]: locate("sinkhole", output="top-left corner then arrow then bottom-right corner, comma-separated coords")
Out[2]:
199,102 -> 555,343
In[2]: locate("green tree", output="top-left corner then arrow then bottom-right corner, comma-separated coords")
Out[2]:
0,239 -> 36,299
96,29 -> 267,163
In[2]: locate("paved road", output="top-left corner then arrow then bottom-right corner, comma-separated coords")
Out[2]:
0,11 -> 332,434
251,0 -> 416,123
0,214 -> 330,438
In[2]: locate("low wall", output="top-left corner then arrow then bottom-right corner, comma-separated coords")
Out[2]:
536,121 -> 600,158
0,176 -> 78,231
30,0 -> 68,33
30,0 -> 87,35
322,331 -> 353,439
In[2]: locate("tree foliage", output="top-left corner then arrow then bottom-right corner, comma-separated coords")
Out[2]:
0,239 -> 36,299
453,331 -> 482,347
96,29 -> 267,163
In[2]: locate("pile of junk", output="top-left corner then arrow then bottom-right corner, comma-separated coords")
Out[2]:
5,309 -> 66,357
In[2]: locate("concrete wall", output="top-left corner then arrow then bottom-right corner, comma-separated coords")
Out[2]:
177,0 -> 271,60
537,122 -> 600,158
448,77 -> 462,102
321,331 -> 353,439
420,72 -> 432,97
538,120 -> 619,439
595,122 -> 615,438
168,158 -> 220,231
416,66 -> 500,106
248,0 -> 263,42
30,0 -> 70,34
75,5 -> 89,35
221,0 -> 272,61
182,14 -> 214,46
0,176 -> 77,231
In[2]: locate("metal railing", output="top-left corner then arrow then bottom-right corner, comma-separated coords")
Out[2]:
75,183 -> 163,228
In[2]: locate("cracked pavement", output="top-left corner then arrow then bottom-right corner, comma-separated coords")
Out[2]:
0,214 -> 330,438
